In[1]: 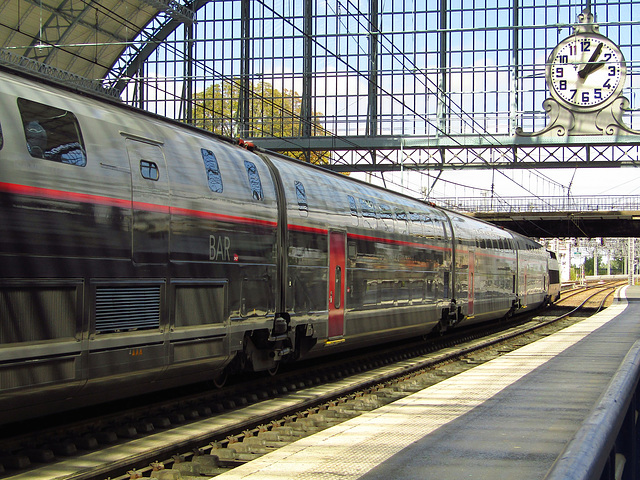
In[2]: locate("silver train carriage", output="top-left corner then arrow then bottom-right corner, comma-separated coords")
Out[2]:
0,65 -> 554,424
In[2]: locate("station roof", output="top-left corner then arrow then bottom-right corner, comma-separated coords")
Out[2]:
0,0 -> 187,82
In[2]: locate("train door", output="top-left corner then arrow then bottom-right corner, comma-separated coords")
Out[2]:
328,231 -> 346,338
468,250 -> 475,316
125,138 -> 170,264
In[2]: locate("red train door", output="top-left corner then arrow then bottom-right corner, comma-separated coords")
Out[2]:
468,251 -> 475,316
328,231 -> 346,338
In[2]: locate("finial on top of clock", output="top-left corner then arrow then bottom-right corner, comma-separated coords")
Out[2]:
576,7 -> 597,34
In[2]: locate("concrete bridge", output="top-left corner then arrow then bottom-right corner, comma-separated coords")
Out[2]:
430,196 -> 640,238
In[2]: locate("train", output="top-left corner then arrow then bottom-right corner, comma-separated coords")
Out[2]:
0,64 -> 559,425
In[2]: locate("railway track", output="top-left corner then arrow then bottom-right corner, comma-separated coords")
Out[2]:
0,283 -> 626,480
555,280 -> 623,311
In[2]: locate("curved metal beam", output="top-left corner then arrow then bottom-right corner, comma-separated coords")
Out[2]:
107,0 -> 207,95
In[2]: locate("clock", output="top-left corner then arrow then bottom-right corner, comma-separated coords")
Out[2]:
547,33 -> 626,111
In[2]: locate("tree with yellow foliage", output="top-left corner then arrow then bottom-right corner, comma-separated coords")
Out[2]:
193,79 -> 330,165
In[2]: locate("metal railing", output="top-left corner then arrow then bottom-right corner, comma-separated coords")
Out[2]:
431,195 -> 640,214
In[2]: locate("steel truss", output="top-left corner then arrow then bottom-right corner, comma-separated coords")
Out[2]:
255,135 -> 640,172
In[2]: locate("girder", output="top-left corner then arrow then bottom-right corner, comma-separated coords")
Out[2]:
251,135 -> 640,172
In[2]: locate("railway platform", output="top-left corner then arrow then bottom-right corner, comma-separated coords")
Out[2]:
215,285 -> 640,480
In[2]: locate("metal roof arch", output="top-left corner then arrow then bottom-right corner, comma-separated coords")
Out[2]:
0,0 -> 194,82
105,0 -> 208,95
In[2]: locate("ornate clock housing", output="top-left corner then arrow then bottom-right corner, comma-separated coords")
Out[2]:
516,8 -> 638,137
547,33 -> 626,112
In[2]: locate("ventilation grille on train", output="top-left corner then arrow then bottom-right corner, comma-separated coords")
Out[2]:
95,285 -> 161,333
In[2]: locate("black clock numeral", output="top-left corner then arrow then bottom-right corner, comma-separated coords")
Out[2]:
570,89 -> 577,100
603,79 -> 611,89
559,80 -> 567,90
594,89 -> 602,100
569,44 -> 577,55
559,55 -> 569,64
555,67 -> 564,77
582,91 -> 590,103
604,53 -> 612,61
581,40 -> 591,52
608,66 -> 617,76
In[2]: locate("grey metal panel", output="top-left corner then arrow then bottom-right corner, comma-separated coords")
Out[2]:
86,343 -> 165,378
0,357 -> 76,389
173,337 -> 225,362
174,283 -> 226,327
0,283 -> 79,343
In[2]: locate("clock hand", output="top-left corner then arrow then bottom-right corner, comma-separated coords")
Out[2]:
586,42 -> 603,64
578,60 -> 605,79
578,43 -> 604,78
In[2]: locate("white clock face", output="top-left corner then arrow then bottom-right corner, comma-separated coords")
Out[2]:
549,35 -> 625,109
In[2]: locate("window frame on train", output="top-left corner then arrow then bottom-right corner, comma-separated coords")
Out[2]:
17,97 -> 87,167
201,148 -> 223,193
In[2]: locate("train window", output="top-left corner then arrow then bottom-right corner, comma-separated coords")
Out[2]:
378,204 -> 393,231
348,241 -> 357,259
295,181 -> 308,215
409,212 -> 421,223
244,160 -> 263,200
409,212 -> 422,236
18,98 -> 86,166
347,195 -> 358,216
395,208 -> 408,235
334,266 -> 342,309
378,204 -> 393,219
201,148 -> 223,193
140,160 -> 159,181
360,199 -> 376,218
347,195 -> 358,226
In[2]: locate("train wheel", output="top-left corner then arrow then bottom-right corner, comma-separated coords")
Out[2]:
212,371 -> 228,389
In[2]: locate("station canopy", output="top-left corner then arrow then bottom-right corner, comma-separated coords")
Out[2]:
0,0 -> 182,81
